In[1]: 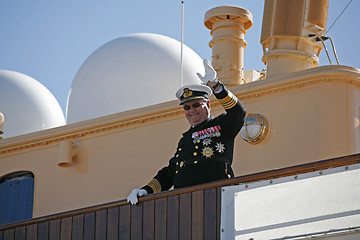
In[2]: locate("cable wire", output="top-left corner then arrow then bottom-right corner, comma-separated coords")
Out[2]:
312,33 -> 333,65
327,0 -> 353,33
328,37 -> 340,65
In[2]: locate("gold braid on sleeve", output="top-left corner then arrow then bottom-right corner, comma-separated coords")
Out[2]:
146,178 -> 162,193
218,91 -> 238,110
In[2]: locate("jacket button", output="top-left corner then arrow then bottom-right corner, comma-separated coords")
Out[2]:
193,152 -> 197,156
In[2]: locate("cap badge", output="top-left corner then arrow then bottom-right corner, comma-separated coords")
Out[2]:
182,88 -> 193,98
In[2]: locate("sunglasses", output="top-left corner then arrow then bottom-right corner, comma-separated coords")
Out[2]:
183,101 -> 206,110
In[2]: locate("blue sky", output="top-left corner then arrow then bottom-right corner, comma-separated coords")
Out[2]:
0,0 -> 358,115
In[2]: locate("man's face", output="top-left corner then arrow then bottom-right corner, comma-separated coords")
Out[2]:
183,98 -> 210,127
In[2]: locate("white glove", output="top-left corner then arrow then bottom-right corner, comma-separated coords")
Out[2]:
196,59 -> 218,84
127,188 -> 148,205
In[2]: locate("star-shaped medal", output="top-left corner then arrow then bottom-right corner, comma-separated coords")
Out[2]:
202,138 -> 212,146
202,147 -> 214,158
215,142 -> 225,153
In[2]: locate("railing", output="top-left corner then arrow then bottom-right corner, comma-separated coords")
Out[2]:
1,153 -> 359,240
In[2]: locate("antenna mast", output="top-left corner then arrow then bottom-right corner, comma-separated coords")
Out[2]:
180,1 -> 184,87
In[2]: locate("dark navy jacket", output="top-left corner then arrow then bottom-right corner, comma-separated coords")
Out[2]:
143,85 -> 246,193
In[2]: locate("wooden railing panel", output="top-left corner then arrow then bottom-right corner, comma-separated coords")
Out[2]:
191,190 -> 204,239
14,226 -> 25,240
49,219 -> 60,240
166,195 -> 179,240
107,207 -> 119,240
96,209 -> 107,240
217,187 -> 222,238
84,212 -> 95,239
38,221 -> 49,240
142,200 -> 155,240
130,205 -> 142,240
72,215 -> 83,240
119,205 -> 130,239
204,188 -> 218,240
179,193 -> 191,240
26,224 -> 37,240
60,217 -> 71,240
3,229 -> 14,240
154,198 -> 166,240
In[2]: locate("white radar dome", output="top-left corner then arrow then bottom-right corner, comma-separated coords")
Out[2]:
0,70 -> 65,138
66,33 -> 204,124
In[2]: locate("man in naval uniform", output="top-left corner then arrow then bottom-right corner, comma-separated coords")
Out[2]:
127,59 -> 246,205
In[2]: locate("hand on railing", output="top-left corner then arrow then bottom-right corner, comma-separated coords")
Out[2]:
127,188 -> 148,205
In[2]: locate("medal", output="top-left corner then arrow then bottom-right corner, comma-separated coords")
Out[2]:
215,142 -> 225,153
203,138 -> 212,146
202,147 -> 214,158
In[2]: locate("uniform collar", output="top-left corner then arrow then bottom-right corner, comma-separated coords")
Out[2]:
183,116 -> 214,136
